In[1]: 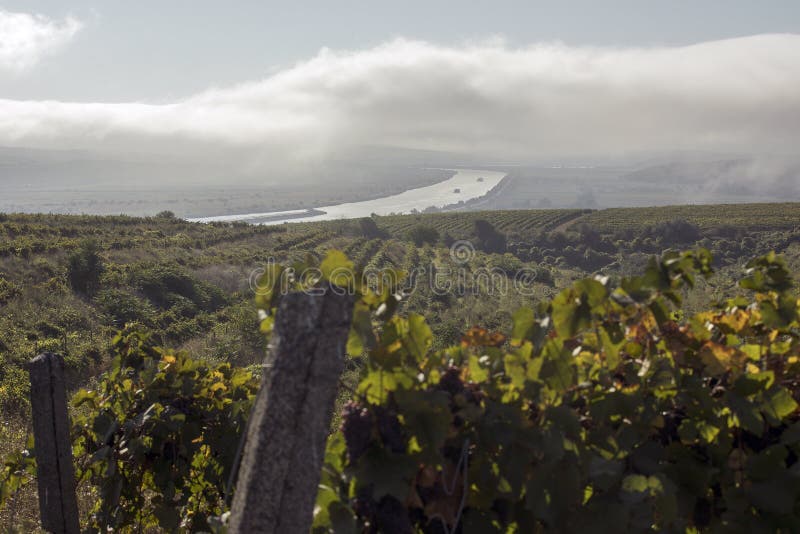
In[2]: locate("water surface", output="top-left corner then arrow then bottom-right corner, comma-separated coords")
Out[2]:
190,169 -> 506,224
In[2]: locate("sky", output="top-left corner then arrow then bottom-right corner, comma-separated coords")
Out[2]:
0,1 -> 799,167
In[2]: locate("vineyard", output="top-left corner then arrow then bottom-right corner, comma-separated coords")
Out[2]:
342,209 -> 591,240
580,202 -> 800,232
1,204 -> 800,530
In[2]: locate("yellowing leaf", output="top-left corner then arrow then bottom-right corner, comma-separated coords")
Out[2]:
700,342 -> 745,376
716,309 -> 750,332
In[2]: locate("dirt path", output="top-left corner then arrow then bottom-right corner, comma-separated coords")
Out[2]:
551,211 -> 591,233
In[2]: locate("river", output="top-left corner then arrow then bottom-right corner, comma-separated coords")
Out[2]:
189,168 -> 506,225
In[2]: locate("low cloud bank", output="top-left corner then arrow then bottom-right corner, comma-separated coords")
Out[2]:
1,34 -> 799,168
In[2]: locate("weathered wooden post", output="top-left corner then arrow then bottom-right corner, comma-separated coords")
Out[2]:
229,285 -> 353,533
28,352 -> 80,534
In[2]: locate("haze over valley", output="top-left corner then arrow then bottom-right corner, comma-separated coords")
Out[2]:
2,9 -> 800,217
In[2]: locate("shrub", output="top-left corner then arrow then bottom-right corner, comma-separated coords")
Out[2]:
358,217 -> 384,239
94,288 -> 155,327
474,219 -> 507,253
130,263 -> 227,312
407,225 -> 440,247
66,240 -> 104,294
487,252 -> 524,276
642,219 -> 701,245
0,277 -> 20,304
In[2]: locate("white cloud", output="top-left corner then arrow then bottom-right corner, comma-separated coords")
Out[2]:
0,9 -> 82,72
0,34 -> 799,165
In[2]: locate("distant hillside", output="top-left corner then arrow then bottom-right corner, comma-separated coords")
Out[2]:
622,158 -> 800,197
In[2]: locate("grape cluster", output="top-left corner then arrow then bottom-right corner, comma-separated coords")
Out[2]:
354,489 -> 413,534
353,486 -> 376,523
342,400 -> 409,462
436,366 -> 465,396
375,406 -> 406,454
341,401 -> 373,463
434,365 -> 484,413
375,495 -> 413,534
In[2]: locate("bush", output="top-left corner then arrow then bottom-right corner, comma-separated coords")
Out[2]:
487,252 -> 524,276
474,219 -> 507,253
0,277 -> 20,304
358,217 -> 384,239
94,288 -> 155,327
66,239 -> 104,294
130,263 -> 227,312
407,225 -> 440,247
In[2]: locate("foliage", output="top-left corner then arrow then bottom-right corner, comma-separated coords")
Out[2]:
313,249 -> 800,533
67,239 -> 105,294
0,327 -> 259,531
641,219 -> 701,245
0,277 -> 21,305
582,203 -> 800,233
359,218 -> 385,239
473,219 -> 506,254
361,209 -> 587,243
130,263 -> 227,312
93,288 -> 156,327
69,327 -> 258,531
407,226 -> 440,247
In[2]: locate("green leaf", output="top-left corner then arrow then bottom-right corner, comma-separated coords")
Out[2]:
761,387 -> 798,424
406,313 -> 432,362
781,422 -> 800,446
621,474 -> 649,493
394,389 -> 451,455
254,262 -> 284,309
504,353 -> 527,390
599,325 -> 624,369
540,342 -> 574,393
72,389 -> 98,408
551,280 -> 607,338
154,504 -> 181,530
733,371 -> 774,397
729,394 -> 765,435
320,250 -> 354,286
468,354 -> 490,383
357,368 -> 414,404
511,307 -> 536,345
346,327 -> 364,357
678,419 -> 720,444
354,447 -> 417,501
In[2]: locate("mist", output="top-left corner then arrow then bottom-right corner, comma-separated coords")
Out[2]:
1,34 -> 799,176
